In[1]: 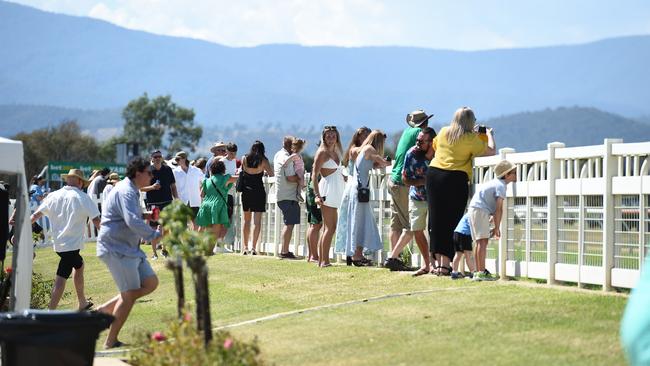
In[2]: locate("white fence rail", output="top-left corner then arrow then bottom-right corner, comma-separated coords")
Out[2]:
11,138 -> 650,290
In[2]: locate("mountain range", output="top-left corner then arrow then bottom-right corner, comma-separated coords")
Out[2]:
1,0 -> 649,154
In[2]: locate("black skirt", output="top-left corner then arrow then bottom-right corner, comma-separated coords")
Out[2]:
426,167 -> 469,260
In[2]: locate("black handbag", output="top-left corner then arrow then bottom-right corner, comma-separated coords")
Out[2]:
356,162 -> 370,203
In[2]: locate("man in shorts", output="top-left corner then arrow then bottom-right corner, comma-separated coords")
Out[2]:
273,136 -> 300,259
384,127 -> 436,275
95,157 -> 162,349
389,110 -> 433,250
31,169 -> 99,310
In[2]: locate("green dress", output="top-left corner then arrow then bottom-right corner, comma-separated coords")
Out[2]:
196,175 -> 232,227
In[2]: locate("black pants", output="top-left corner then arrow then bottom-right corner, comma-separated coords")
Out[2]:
426,167 -> 469,260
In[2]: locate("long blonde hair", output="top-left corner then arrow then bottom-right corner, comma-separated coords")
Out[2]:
446,107 -> 476,145
361,130 -> 386,157
343,126 -> 371,166
319,125 -> 343,158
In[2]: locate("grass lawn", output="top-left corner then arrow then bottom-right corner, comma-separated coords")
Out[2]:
32,244 -> 627,365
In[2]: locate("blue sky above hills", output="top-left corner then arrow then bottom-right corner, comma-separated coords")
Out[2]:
8,0 -> 650,50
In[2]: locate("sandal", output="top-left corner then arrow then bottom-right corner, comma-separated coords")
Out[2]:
104,340 -> 128,349
437,266 -> 452,276
412,267 -> 429,277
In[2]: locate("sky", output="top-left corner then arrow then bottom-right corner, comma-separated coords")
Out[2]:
9,0 -> 650,50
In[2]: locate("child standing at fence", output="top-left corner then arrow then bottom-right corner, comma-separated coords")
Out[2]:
451,213 -> 476,279
468,160 -> 517,281
285,138 -> 306,202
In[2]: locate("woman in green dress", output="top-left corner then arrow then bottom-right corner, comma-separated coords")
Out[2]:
196,160 -> 237,250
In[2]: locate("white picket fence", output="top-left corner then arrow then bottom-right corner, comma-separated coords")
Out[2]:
13,138 -> 650,290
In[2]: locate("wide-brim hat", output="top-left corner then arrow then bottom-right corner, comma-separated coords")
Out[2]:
406,109 -> 434,128
174,151 -> 188,160
210,142 -> 227,154
495,160 -> 516,179
107,173 -> 120,184
61,169 -> 89,187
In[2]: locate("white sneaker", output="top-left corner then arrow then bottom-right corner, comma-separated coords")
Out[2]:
223,245 -> 234,253
212,245 -> 224,254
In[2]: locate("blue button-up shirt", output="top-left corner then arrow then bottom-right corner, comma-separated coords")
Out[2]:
97,177 -> 161,258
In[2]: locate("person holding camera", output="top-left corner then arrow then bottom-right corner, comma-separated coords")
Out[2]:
337,130 -> 391,266
425,107 -> 496,276
384,127 -> 436,275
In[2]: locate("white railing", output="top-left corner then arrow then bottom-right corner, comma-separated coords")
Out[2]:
13,138 -> 649,290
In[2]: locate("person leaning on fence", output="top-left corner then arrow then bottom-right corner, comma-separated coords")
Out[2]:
468,159 -> 517,281
274,136 -> 301,260
95,157 -> 163,350
388,110 -> 433,252
195,160 -> 237,254
450,213 -> 477,279
335,126 -> 371,265
425,107 -> 496,276
385,127 -> 436,275
240,140 -> 274,255
30,168 -> 99,311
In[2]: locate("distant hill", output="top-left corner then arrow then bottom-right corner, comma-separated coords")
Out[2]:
1,0 -> 650,133
481,107 -> 650,152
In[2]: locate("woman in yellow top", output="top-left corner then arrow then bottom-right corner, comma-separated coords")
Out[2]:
426,107 -> 496,275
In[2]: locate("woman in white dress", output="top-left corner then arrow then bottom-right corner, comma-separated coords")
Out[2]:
312,125 -> 345,267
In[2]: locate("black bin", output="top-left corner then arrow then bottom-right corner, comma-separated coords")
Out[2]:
0,310 -> 114,366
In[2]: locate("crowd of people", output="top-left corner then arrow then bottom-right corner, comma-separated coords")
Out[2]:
18,105 -> 520,348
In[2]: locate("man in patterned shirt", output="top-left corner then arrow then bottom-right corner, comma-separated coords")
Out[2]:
384,127 -> 436,275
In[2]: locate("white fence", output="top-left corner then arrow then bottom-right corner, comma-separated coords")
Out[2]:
13,138 -> 650,290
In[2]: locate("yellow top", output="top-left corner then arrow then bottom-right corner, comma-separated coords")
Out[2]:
430,126 -> 487,179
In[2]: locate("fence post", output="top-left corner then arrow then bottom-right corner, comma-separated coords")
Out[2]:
546,142 -> 564,285
603,138 -> 622,291
498,148 -> 515,279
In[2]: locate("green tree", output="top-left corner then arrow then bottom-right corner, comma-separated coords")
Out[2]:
122,93 -> 203,154
12,120 -> 108,179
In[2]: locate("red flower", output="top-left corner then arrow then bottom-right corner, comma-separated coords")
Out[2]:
151,331 -> 167,342
4,268 -> 12,275
223,338 -> 233,349
183,312 -> 192,322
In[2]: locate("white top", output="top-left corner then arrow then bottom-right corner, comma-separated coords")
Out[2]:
172,165 -> 204,207
273,149 -> 297,202
35,186 -> 100,252
219,156 -> 237,195
86,177 -> 98,199
102,184 -> 114,205
468,178 -> 507,214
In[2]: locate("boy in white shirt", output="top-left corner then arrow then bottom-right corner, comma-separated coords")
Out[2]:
468,160 -> 517,281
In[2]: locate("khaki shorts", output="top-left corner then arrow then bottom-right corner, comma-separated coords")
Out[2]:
389,179 -> 410,231
468,207 -> 491,240
408,200 -> 428,232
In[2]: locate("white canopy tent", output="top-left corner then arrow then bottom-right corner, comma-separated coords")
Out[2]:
0,136 -> 34,311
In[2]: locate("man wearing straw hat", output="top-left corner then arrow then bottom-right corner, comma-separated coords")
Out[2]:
31,168 -> 100,310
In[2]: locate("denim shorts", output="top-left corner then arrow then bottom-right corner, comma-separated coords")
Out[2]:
99,251 -> 156,293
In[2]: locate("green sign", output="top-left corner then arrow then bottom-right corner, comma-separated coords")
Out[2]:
48,161 -> 126,183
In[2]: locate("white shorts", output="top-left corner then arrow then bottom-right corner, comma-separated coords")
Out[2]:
468,207 -> 491,240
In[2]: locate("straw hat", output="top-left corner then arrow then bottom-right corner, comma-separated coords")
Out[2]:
494,160 -> 516,178
210,142 -> 227,154
107,173 -> 120,184
61,169 -> 89,187
406,109 -> 434,128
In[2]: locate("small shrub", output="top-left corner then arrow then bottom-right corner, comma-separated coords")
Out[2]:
130,315 -> 266,366
31,271 -> 59,309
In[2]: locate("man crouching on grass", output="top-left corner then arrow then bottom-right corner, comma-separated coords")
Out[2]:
95,157 -> 163,349
30,169 -> 100,311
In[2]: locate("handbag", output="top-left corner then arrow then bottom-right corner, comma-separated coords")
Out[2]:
356,161 -> 370,203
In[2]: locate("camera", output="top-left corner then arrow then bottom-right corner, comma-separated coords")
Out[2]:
477,125 -> 487,134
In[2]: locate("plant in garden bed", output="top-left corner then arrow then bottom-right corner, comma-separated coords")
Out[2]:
130,313 -> 265,366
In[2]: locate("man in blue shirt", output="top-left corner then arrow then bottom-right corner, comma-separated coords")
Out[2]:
95,157 -> 162,349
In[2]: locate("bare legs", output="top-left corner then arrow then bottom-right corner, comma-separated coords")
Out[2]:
98,275 -> 159,348
390,231 -> 431,272
452,250 -> 476,274
281,224 -> 294,254
307,223 -> 322,262
390,229 -> 402,252
243,211 -> 263,253
49,264 -> 90,310
318,206 -> 337,267
475,238 -> 489,272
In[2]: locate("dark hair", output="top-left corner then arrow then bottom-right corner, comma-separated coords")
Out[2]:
32,175 -> 44,184
126,157 -> 151,179
246,140 -> 267,168
226,143 -> 238,153
100,167 -> 111,176
194,157 -> 207,170
210,160 -> 226,176
421,127 -> 436,139
150,149 -> 162,156
283,136 -> 294,151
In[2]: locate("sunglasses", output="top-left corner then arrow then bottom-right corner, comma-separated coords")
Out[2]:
152,155 -> 163,159
324,125 -> 338,131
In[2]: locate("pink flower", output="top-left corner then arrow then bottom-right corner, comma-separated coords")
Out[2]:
4,267 -> 12,275
183,312 -> 192,322
151,331 -> 167,342
223,338 -> 233,349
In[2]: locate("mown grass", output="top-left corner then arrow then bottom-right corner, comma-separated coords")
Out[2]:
32,244 -> 627,365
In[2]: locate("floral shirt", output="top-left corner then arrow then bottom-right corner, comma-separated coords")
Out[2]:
402,146 -> 430,201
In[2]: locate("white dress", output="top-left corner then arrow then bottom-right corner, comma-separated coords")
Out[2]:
318,158 -> 345,209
